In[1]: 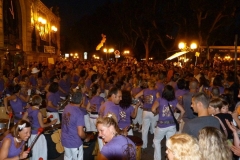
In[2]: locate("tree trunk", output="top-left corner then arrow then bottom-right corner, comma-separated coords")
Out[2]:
145,40 -> 149,63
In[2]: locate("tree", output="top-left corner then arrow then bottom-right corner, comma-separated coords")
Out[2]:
190,0 -> 240,46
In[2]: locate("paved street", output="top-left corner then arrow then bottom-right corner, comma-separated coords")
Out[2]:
51,130 -> 167,160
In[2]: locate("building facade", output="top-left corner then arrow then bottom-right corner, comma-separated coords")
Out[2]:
0,0 -> 60,70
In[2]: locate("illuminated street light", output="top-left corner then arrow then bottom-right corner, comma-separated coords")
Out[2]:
124,50 -> 130,54
178,42 -> 197,52
103,48 -> 114,60
178,42 -> 186,50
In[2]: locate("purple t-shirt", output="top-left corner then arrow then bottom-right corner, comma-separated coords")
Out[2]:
131,87 -> 142,96
59,79 -> 71,97
156,97 -> 178,128
168,81 -> 178,90
85,78 -> 92,89
99,101 -> 120,121
175,89 -> 188,98
29,76 -> 38,87
143,88 -> 158,109
156,82 -> 165,95
72,74 -> 80,88
118,106 -> 134,129
10,97 -> 24,121
0,78 -> 4,92
0,134 -> 24,158
47,92 -> 60,112
101,135 -> 136,160
90,95 -> 104,112
61,104 -> 85,148
26,107 -> 41,134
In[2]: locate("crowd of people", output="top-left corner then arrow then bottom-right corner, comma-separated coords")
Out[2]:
0,58 -> 240,160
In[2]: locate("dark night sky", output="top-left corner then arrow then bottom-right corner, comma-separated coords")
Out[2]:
41,0 -> 118,36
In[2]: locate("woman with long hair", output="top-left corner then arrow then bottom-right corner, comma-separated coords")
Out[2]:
96,113 -> 136,160
0,120 -> 31,159
166,133 -> 202,160
198,127 -> 232,160
151,85 -> 185,160
118,90 -> 139,135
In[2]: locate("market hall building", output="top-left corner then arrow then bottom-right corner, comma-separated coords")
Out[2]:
0,0 -> 60,70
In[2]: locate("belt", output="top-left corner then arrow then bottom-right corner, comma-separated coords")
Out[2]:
90,112 -> 98,115
142,108 -> 152,112
157,120 -> 175,124
47,110 -> 58,113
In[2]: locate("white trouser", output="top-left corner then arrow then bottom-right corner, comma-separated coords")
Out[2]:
128,129 -> 133,136
47,112 -> 60,124
153,126 -> 176,160
89,113 -> 98,132
132,107 -> 143,125
29,134 -> 47,160
64,145 -> 83,160
142,111 -> 159,148
84,114 -> 91,132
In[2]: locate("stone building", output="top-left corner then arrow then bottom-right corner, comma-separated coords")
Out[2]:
0,0 -> 60,70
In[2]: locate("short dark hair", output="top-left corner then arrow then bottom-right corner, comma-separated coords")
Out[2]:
162,85 -> 175,101
13,84 -> 21,94
192,92 -> 209,108
108,87 -> 120,98
61,72 -> 67,78
48,82 -> 59,93
211,87 -> 220,97
71,92 -> 82,104
177,78 -> 186,90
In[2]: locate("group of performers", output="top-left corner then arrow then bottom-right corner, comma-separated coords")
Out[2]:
0,65 -> 139,160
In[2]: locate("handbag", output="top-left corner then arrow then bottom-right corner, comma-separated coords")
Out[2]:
168,103 -> 179,131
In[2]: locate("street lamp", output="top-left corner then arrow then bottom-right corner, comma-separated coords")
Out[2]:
103,48 -> 114,60
124,50 -> 130,54
178,42 -> 197,51
178,42 -> 198,65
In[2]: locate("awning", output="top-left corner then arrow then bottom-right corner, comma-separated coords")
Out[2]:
166,51 -> 188,60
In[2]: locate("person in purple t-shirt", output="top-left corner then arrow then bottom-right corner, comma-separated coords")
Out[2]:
86,84 -> 105,131
0,120 -> 31,159
58,72 -> 71,99
22,95 -> 57,160
99,87 -> 122,122
134,79 -> 160,149
46,82 -> 61,124
61,91 -> 87,160
96,113 -> 136,160
29,67 -> 40,91
118,90 -> 139,135
4,84 -> 27,123
131,77 -> 143,132
152,85 -> 185,160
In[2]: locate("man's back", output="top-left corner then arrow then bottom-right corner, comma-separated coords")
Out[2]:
182,116 -> 220,138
